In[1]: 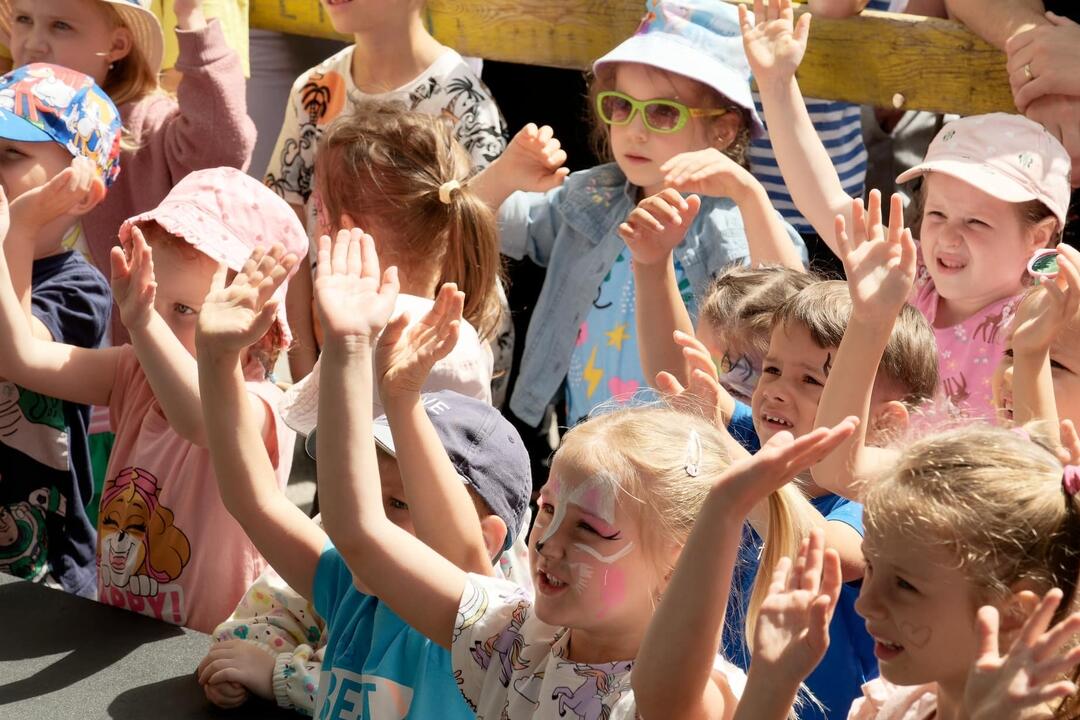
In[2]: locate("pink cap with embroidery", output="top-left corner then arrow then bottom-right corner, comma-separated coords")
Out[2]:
896,113 -> 1072,227
119,167 -> 309,347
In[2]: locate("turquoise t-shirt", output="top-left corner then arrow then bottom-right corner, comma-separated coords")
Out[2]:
565,248 -> 696,425
313,545 -> 472,720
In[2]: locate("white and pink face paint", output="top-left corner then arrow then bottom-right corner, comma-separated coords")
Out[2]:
537,472 -> 636,619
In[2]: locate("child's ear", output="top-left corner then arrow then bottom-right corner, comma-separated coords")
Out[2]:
1026,216 -> 1059,254
106,25 -> 134,66
868,400 -> 909,443
72,178 -> 106,216
478,514 -> 508,563
710,112 -> 743,152
998,586 -> 1043,635
338,213 -> 358,231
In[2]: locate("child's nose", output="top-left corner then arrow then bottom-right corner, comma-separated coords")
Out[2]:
854,579 -> 885,621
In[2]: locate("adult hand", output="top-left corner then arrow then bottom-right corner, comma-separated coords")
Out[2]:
1024,94 -> 1080,187
1008,12 -> 1080,112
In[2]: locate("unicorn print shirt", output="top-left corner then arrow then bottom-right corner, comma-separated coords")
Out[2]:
453,573 -> 745,719
99,348 -> 295,633
909,259 -> 1019,420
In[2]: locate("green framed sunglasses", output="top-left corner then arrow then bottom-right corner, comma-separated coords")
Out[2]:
596,90 -> 729,134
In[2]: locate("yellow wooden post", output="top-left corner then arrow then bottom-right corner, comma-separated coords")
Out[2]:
249,1 -> 1014,116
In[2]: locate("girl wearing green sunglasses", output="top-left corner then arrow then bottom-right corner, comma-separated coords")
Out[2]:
596,90 -> 731,134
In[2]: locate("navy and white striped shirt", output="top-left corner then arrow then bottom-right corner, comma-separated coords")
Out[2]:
749,0 -> 891,234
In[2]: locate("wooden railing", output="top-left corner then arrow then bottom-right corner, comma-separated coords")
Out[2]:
250,1 -> 1013,116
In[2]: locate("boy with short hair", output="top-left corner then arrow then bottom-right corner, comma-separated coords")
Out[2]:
0,63 -> 122,597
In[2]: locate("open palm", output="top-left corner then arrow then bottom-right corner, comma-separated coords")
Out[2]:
376,283 -> 465,399
837,191 -> 916,320
739,0 -> 811,84
313,229 -> 400,343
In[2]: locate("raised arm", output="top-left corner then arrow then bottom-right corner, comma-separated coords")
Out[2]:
634,420 -> 857,720
376,283 -> 498,575
946,0 -> 1047,50
1006,244 -> 1080,429
662,148 -> 804,269
469,123 -> 568,211
622,188 -> 704,388
0,187 -> 120,406
196,245 -> 325,601
740,0 -> 853,247
314,229 -> 466,649
812,192 -> 912,499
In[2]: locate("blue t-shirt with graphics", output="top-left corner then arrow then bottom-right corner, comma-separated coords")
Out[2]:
0,251 -> 109,598
565,247 -> 696,426
313,544 -> 473,720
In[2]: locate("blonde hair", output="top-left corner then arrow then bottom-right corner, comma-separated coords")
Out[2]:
864,425 -> 1080,718
555,404 -> 805,651
586,63 -> 753,169
773,281 -> 939,406
314,99 -> 503,341
700,265 -> 818,358
95,3 -> 163,151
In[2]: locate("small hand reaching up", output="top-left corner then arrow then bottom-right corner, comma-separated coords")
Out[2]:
739,0 -> 811,91
376,283 -> 465,400
964,589 -> 1080,720
313,228 -> 400,345
661,148 -> 754,200
655,329 -> 732,427
11,155 -> 102,232
195,244 -> 298,357
1010,244 -> 1080,357
836,190 -> 917,322
498,123 -> 570,193
110,226 -> 159,332
619,188 -> 702,266
750,529 -> 842,686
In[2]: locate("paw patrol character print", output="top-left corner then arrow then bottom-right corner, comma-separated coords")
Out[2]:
98,467 -> 191,597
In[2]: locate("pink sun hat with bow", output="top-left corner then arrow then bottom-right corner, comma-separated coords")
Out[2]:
119,167 -> 309,347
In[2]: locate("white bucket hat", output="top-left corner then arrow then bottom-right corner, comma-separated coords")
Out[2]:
0,0 -> 165,75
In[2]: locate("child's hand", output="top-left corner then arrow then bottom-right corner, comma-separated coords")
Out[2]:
195,244 -> 297,357
716,416 -> 858,516
836,190 -> 916,322
750,528 -> 842,685
313,228 -> 400,345
173,0 -> 207,31
203,679 -> 249,709
1010,244 -> 1080,356
739,0 -> 811,89
196,639 -> 274,702
964,589 -> 1080,720
661,148 -> 752,200
619,189 -> 702,267
497,123 -> 570,194
109,226 -> 158,332
376,282 -> 465,400
656,330 -> 724,424
10,156 -> 101,231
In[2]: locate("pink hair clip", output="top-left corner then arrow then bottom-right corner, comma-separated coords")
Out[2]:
1064,466 -> 1080,497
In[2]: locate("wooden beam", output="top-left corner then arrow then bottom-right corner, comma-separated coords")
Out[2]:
249,1 -> 1015,116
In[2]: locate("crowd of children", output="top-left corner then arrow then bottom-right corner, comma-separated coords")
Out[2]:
1,0 -> 1079,718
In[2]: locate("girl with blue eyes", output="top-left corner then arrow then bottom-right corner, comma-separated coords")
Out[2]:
743,0 -> 1073,420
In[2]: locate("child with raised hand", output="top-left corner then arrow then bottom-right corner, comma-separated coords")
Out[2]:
0,166 -> 304,632
264,0 -> 507,383
739,424 -> 1080,720
195,228 -> 532,717
0,64 -> 121,598
742,0 -> 1072,420
470,0 -> 806,430
993,244 -> 1080,431
0,0 -> 254,289
278,100 -> 502,440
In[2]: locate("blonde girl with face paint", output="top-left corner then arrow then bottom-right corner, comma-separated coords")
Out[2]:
733,424 -> 1080,720
305,229 -> 861,719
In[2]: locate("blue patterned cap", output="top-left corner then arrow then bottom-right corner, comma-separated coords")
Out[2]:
594,0 -> 764,136
0,64 -> 123,187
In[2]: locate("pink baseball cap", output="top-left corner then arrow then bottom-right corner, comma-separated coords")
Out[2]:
119,167 -> 309,347
896,113 -> 1072,227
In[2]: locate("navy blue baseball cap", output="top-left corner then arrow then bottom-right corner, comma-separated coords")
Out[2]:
307,391 -> 531,552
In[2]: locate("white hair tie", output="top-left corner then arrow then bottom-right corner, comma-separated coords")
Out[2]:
438,180 -> 461,205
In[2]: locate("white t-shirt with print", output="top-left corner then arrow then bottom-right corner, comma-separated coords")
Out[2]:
452,573 -> 745,719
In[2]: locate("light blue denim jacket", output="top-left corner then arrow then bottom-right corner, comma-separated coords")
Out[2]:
501,163 -> 806,426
